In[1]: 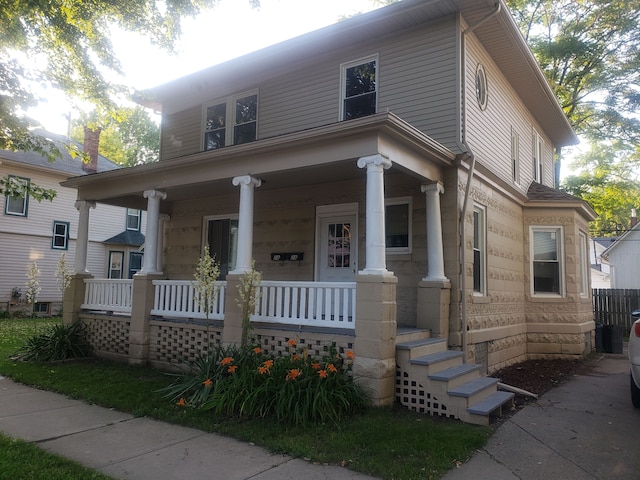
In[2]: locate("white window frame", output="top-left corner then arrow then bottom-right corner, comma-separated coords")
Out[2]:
511,128 -> 520,184
340,54 -> 378,121
385,197 -> 412,254
202,90 -> 258,151
578,231 -> 589,297
533,130 -> 544,183
530,226 -> 565,297
4,175 -> 29,217
108,251 -> 124,279
52,221 -> 69,250
202,214 -> 239,276
126,208 -> 141,231
475,63 -> 488,111
473,204 -> 487,296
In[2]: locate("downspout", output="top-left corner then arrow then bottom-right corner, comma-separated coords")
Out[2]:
457,1 -> 501,361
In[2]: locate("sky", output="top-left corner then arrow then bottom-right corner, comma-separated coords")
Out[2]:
29,0 -> 381,135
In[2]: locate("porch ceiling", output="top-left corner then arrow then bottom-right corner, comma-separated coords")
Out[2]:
61,113 -> 456,211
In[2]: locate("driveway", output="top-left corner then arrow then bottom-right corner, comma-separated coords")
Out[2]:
443,349 -> 640,480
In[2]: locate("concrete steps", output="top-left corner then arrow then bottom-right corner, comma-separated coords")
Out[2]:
395,334 -> 514,426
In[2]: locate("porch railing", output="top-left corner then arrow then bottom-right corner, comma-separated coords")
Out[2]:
82,279 -> 133,313
151,280 -> 227,320
253,281 -> 356,329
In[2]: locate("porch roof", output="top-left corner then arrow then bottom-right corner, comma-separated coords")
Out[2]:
61,113 -> 456,210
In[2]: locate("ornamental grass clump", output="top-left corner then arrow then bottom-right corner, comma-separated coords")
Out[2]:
11,321 -> 93,362
161,340 -> 369,426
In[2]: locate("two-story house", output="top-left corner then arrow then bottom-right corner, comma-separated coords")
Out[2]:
0,130 -> 147,315
62,0 -> 596,424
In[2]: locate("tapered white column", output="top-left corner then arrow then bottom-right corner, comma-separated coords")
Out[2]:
230,175 -> 261,274
74,200 -> 96,273
357,154 -> 392,275
421,182 -> 448,281
140,190 -> 166,274
156,214 -> 170,273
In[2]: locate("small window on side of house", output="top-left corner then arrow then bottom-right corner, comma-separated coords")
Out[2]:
531,226 -> 564,296
385,197 -> 412,254
341,56 -> 378,121
511,128 -> 520,184
578,231 -> 589,297
473,205 -> 487,295
126,208 -> 141,231
4,175 -> 30,217
533,131 -> 543,183
475,64 -> 488,111
52,221 -> 69,250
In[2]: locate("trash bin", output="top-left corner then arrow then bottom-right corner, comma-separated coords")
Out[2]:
602,324 -> 624,354
595,323 -> 604,353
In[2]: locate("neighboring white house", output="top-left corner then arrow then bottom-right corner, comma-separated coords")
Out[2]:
590,237 -> 615,289
0,130 -> 147,315
601,223 -> 640,289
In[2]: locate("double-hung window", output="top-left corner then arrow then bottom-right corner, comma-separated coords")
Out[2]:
473,205 -> 487,295
4,175 -> 29,217
52,221 -> 69,250
126,208 -> 141,231
341,56 -> 377,120
203,91 -> 258,151
204,215 -> 239,277
385,197 -> 412,254
531,226 -> 564,295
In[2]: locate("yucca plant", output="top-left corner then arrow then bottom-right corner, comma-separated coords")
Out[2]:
11,321 -> 93,362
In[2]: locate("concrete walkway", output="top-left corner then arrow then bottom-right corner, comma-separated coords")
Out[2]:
1,350 -> 638,480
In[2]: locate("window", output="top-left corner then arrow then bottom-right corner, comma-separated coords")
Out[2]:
511,128 -> 520,184
533,131 -> 544,183
204,216 -> 239,277
578,231 -> 589,297
4,175 -> 29,217
385,197 -> 412,254
126,208 -> 141,231
108,251 -> 124,279
341,56 -> 377,120
531,227 -> 564,295
203,91 -> 258,151
475,64 -> 488,110
473,205 -> 487,295
52,221 -> 69,250
129,252 -> 143,278
33,302 -> 49,314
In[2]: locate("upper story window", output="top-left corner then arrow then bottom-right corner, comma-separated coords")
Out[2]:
126,208 -> 141,231
4,175 -> 29,217
203,91 -> 258,151
475,64 -> 488,110
511,128 -> 520,184
385,197 -> 412,254
341,56 -> 377,120
531,226 -> 564,296
473,205 -> 487,295
52,221 -> 69,250
533,131 -> 544,183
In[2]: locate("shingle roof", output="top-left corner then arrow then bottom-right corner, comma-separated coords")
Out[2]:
103,230 -> 145,246
526,182 -> 581,202
0,129 -> 120,176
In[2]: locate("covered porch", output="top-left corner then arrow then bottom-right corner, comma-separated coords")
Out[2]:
62,113 -> 457,405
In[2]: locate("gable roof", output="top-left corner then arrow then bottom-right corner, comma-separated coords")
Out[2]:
136,0 -> 577,147
0,130 -> 120,176
601,222 -> 640,260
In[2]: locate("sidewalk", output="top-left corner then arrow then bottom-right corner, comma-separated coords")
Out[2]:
0,376 -> 375,480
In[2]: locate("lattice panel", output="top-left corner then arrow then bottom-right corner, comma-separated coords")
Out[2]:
395,368 -> 453,419
150,323 -> 223,365
255,334 -> 354,360
83,317 -> 130,356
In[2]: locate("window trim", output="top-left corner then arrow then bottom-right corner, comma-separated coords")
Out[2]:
4,175 -> 30,217
473,204 -> 487,296
202,89 -> 259,151
52,220 -> 70,250
126,208 -> 141,231
385,197 -> 412,254
530,226 -> 565,297
339,54 -> 379,121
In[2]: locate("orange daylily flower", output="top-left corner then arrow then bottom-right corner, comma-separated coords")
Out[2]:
311,362 -> 322,370
345,350 -> 355,360
286,368 -> 302,381
263,359 -> 274,369
220,356 -> 234,365
176,398 -> 186,407
318,369 -> 328,378
287,338 -> 297,347
258,366 -> 269,374
253,347 -> 262,354
328,363 -> 338,373
202,378 -> 212,388
292,353 -> 301,361
228,365 -> 238,373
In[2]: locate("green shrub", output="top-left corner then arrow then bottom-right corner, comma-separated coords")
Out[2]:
11,321 -> 93,362
161,340 -> 369,426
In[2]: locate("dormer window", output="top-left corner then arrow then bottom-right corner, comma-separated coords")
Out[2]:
203,91 -> 258,151
341,56 -> 378,120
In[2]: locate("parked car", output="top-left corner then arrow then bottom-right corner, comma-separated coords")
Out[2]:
630,310 -> 640,408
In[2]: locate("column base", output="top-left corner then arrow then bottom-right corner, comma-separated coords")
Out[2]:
417,280 -> 451,338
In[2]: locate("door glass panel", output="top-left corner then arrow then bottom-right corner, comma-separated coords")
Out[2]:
327,222 -> 351,268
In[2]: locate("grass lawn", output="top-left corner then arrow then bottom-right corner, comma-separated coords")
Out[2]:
0,317 -> 491,480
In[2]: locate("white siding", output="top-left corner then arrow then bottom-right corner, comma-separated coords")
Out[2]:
607,230 -> 640,289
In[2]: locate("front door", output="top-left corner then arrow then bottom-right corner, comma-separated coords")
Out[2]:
316,205 -> 358,282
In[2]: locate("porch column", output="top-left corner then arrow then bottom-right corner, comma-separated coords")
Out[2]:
156,214 -> 170,273
140,190 -> 166,275
230,175 -> 261,274
421,182 -> 448,282
357,154 -> 392,275
74,200 -> 96,273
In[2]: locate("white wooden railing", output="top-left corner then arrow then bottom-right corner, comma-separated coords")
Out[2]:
82,279 -> 133,313
151,280 -> 226,320
253,281 -> 356,329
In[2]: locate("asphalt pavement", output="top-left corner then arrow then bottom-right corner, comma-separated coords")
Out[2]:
1,349 -> 638,480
